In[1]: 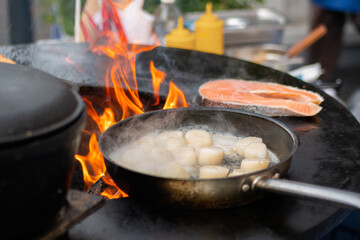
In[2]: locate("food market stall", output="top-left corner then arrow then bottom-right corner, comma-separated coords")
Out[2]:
1,1 -> 360,239
0,43 -> 359,239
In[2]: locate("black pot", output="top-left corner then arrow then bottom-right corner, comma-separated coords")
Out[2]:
0,63 -> 86,239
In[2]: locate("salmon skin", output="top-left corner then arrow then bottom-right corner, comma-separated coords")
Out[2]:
199,79 -> 324,117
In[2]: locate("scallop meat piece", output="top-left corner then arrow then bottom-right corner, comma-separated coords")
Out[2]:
228,169 -> 252,177
134,135 -> 157,153
243,142 -> 269,159
150,147 -> 175,164
198,146 -> 224,165
172,146 -> 197,166
212,133 -> 239,156
110,148 -> 146,169
164,136 -> 186,151
235,137 -> 262,156
128,161 -> 158,176
156,130 -> 184,145
199,165 -> 229,179
240,158 -> 270,171
157,161 -> 190,179
185,129 -> 213,148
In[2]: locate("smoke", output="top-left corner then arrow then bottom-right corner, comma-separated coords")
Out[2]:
98,107 -> 294,180
99,107 -> 290,156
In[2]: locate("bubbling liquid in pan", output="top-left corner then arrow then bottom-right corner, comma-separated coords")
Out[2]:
109,126 -> 280,179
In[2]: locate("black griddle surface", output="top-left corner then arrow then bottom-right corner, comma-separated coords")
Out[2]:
1,43 -> 359,240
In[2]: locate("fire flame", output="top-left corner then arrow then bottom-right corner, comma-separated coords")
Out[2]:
75,134 -> 107,190
150,60 -> 165,106
164,81 -> 189,109
75,134 -> 128,198
0,54 -> 16,64
74,1 -> 188,199
83,98 -> 116,133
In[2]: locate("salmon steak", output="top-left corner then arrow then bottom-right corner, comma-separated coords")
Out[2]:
199,79 -> 324,117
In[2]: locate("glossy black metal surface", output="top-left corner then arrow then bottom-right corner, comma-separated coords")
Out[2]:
0,63 -> 84,145
0,110 -> 86,239
0,54 -> 87,239
0,43 -> 108,87
37,190 -> 105,240
1,43 -> 359,239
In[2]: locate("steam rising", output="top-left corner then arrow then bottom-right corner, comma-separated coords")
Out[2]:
102,109 -> 245,156
99,108 -> 287,179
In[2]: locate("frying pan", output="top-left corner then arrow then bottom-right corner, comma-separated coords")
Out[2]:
99,107 -> 360,210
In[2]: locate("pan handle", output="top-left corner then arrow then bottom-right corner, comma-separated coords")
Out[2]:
253,177 -> 360,210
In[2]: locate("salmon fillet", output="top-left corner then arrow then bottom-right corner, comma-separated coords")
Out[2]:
199,79 -> 324,117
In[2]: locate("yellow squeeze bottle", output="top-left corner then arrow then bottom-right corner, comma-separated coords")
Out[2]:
194,2 -> 224,54
165,17 -> 195,50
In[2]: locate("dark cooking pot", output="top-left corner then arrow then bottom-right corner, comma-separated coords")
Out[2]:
99,107 -> 360,210
0,63 -> 86,239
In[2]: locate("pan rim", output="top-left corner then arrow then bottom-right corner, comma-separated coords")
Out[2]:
99,107 -> 299,181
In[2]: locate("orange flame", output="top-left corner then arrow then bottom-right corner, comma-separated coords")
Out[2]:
100,172 -> 128,199
84,98 -> 117,132
75,134 -> 107,190
150,61 -> 165,106
74,0 -> 189,199
0,54 -> 16,64
164,81 -> 189,109
75,134 -> 128,198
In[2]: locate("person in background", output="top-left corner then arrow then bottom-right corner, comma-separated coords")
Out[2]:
308,0 -> 360,79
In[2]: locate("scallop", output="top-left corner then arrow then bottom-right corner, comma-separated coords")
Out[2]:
240,158 -> 270,171
110,127 -> 278,180
164,136 -> 186,151
110,148 -> 146,169
150,147 -> 175,164
172,146 -> 197,166
243,142 -> 269,159
134,135 -> 156,153
185,129 -> 213,148
183,165 -> 197,177
212,134 -> 238,156
129,161 -> 158,176
199,165 -> 229,179
156,130 -> 184,144
198,147 -> 224,165
157,161 -> 190,179
228,169 -> 252,177
235,137 -> 263,156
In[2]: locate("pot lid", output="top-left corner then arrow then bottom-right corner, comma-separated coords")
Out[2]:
0,63 -> 84,145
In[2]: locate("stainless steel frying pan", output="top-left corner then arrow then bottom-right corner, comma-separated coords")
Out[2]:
99,107 -> 360,210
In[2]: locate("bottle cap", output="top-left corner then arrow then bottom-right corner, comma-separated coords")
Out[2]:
197,2 -> 221,23
165,17 -> 195,50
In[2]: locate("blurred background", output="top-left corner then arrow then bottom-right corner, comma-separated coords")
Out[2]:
0,0 -> 308,44
0,0 -> 316,45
